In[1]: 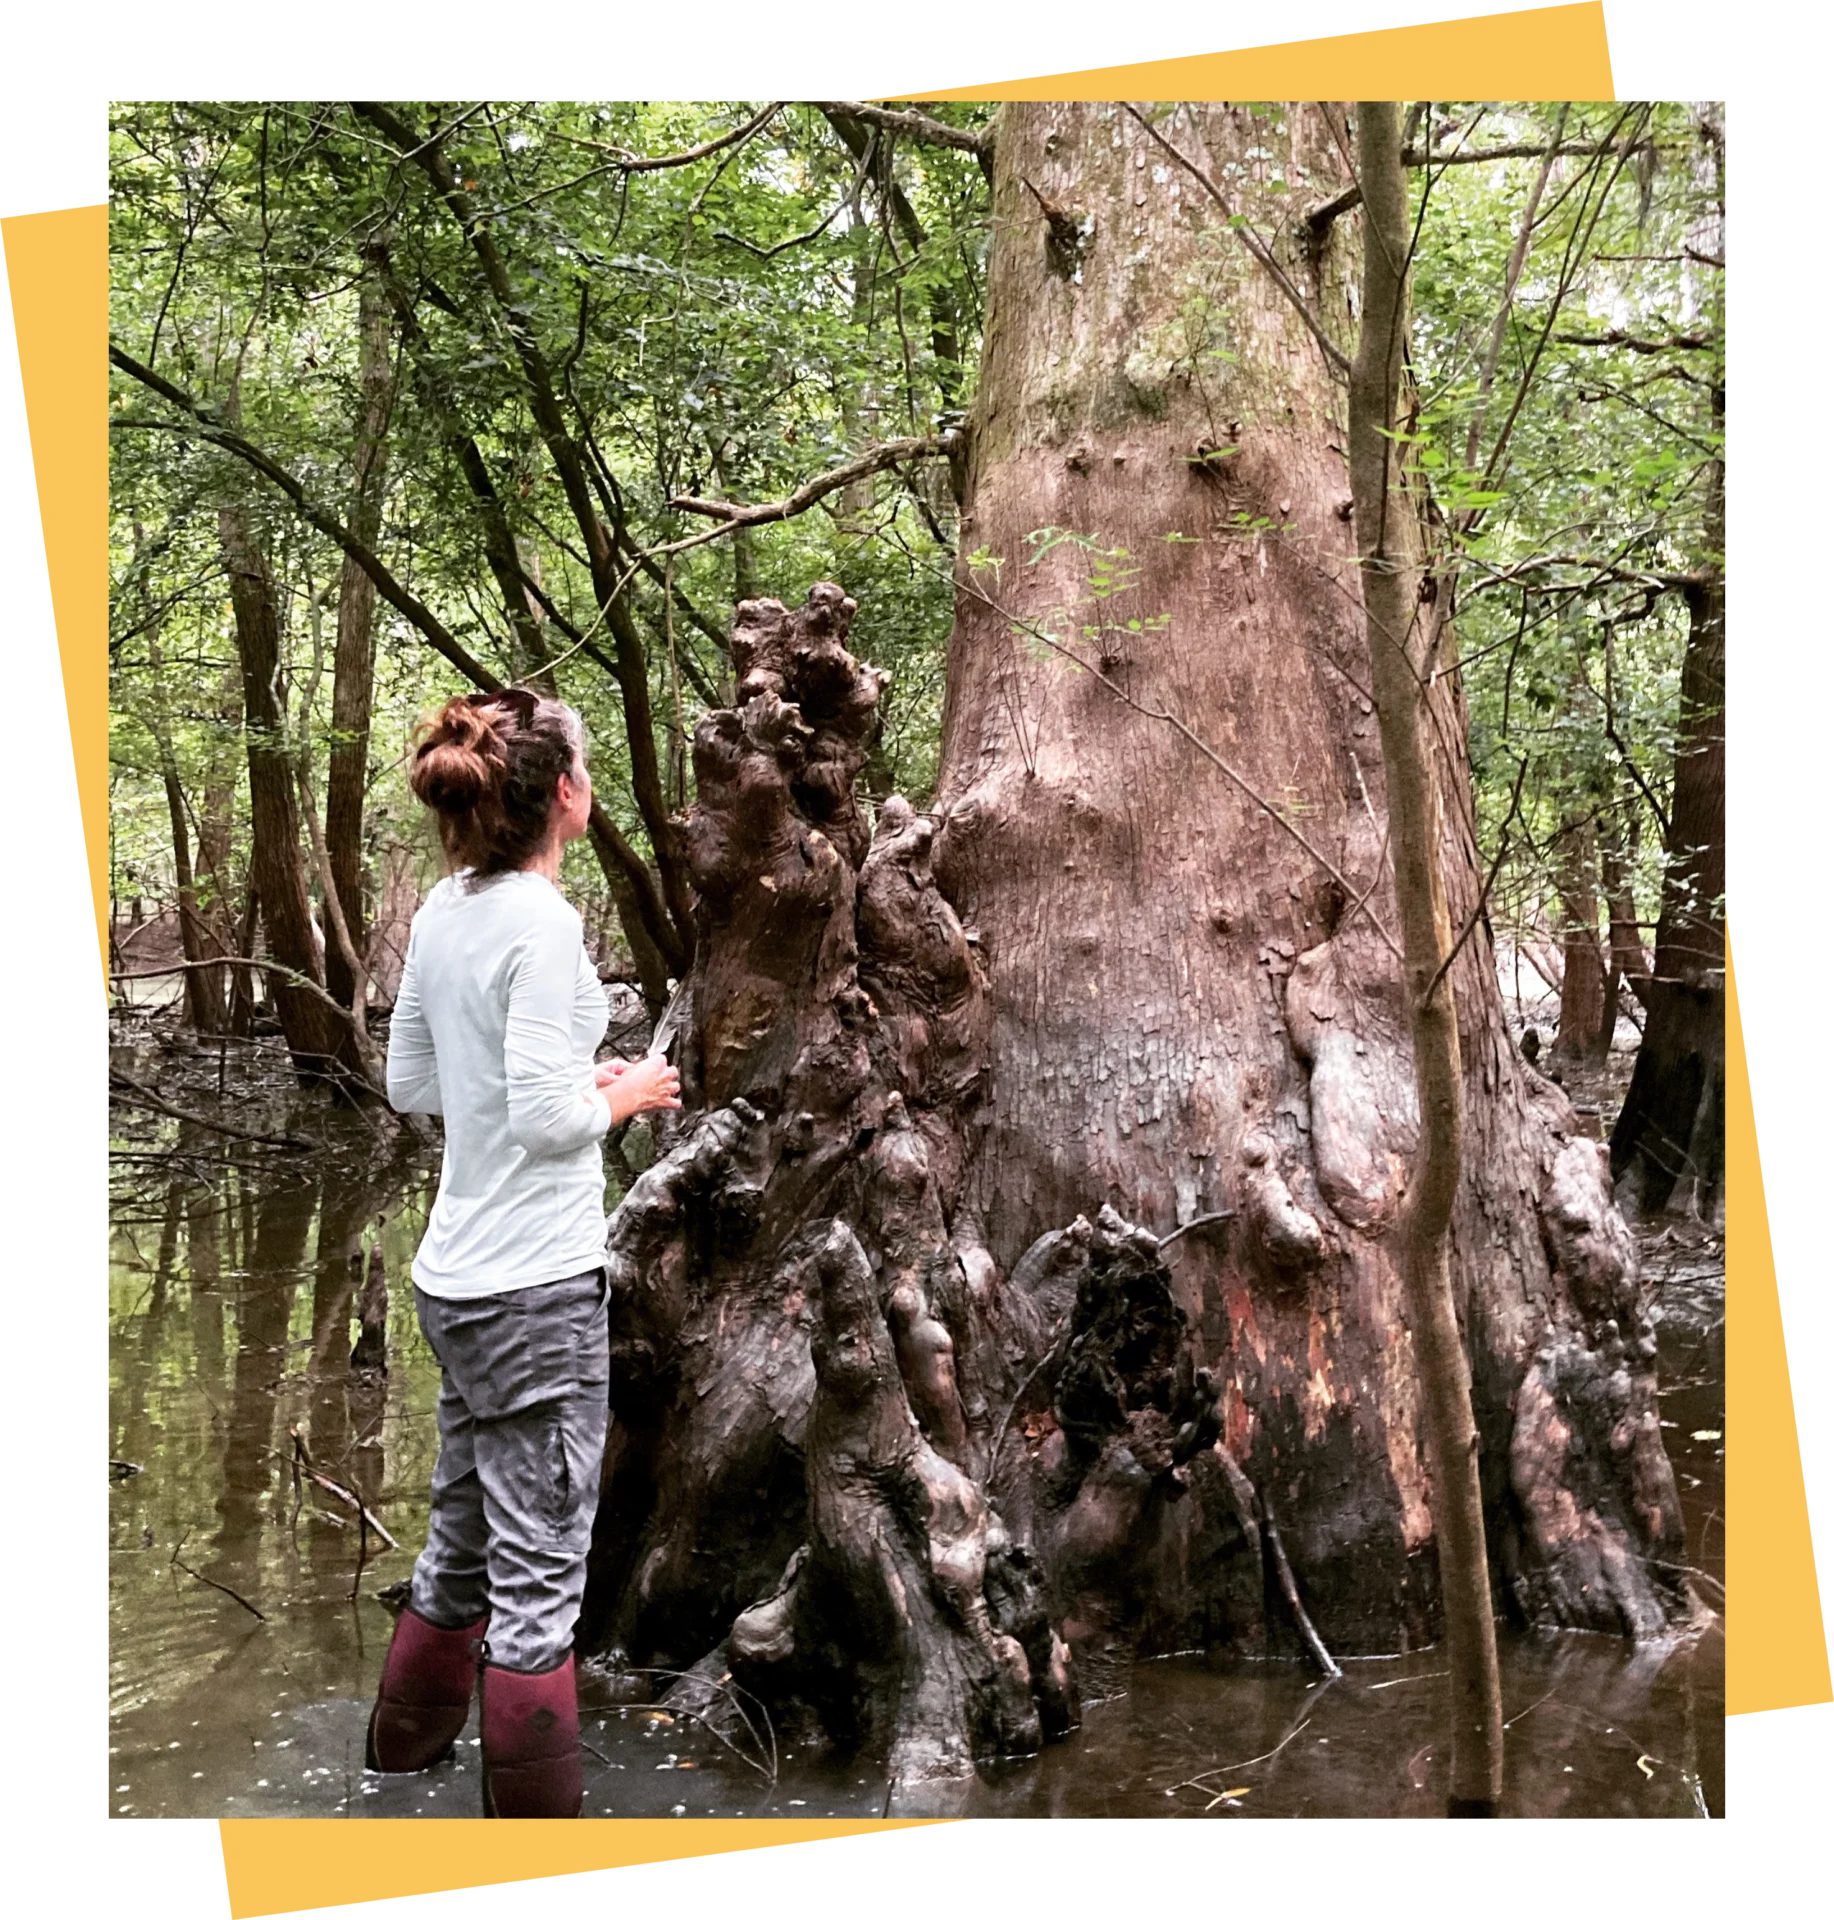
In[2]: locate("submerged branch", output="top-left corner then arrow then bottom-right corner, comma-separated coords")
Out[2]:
109,1070 -> 315,1150
170,1528 -> 266,1622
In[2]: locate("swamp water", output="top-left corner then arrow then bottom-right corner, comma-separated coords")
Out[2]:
109,1108 -> 1724,1821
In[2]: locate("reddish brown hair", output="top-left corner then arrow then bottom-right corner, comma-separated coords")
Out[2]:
409,691 -> 585,880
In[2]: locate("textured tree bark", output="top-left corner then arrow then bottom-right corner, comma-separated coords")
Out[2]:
931,102 -> 1697,1654
324,249 -> 396,1012
582,100 -> 1702,1800
1348,98 -> 1500,1814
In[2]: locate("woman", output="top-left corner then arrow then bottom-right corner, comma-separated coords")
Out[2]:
366,687 -> 679,1818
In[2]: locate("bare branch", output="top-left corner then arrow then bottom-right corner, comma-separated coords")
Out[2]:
1309,132 -> 1653,235
546,101 -> 784,173
813,102 -> 993,165
492,103 -> 786,217
1554,329 -> 1713,354
109,1070 -> 315,1150
668,436 -> 943,530
170,1529 -> 266,1622
1421,752 -> 1529,1009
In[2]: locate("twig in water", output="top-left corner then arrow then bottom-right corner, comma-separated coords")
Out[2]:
594,1667 -> 779,1785
109,1071 -> 314,1151
169,1526 -> 266,1621
1177,1702 -> 1325,1790
1367,1668 -> 1449,1691
1503,1683 -> 1558,1730
286,1428 -> 399,1552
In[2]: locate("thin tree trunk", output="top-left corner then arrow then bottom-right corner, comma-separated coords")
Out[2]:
133,514 -> 222,1033
821,106 -> 964,404
709,438 -> 760,605
376,246 -> 685,993
195,663 -> 241,975
1600,796 -> 1650,1025
354,101 -> 697,962
838,214 -> 883,526
1552,815 -> 1608,1064
228,882 -> 260,1036
324,247 -> 396,1010
218,501 -> 350,1080
143,623 -> 221,1033
365,839 -> 419,1006
1349,98 -> 1502,1814
298,757 -> 383,1091
157,754 -> 218,1032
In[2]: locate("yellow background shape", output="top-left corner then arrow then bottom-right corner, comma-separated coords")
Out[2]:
1726,946 -> 1830,1711
9,2 -> 1820,1909
218,1819 -> 928,1918
912,2 -> 1613,99
6,203 -> 106,978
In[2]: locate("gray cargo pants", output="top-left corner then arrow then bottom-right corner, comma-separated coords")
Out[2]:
408,1268 -> 609,1674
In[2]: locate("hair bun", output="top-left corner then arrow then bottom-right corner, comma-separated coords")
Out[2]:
410,699 -> 504,816
408,690 -> 582,879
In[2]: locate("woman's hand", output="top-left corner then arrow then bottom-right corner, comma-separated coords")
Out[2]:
604,1053 -> 681,1124
593,1056 -> 633,1090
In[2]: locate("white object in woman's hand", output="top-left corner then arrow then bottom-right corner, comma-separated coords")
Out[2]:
604,1053 -> 681,1124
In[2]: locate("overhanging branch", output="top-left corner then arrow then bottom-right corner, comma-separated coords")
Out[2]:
667,436 -> 944,531
814,102 -> 993,172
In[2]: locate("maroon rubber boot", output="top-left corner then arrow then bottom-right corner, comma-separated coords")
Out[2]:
480,1655 -> 583,1818
365,1607 -> 488,1772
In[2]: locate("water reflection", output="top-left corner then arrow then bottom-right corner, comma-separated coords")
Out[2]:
109,1132 -> 1723,1820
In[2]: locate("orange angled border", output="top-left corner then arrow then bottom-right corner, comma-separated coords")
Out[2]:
909,3 -> 1612,100
5,203 -> 106,979
1726,946 -> 1830,1712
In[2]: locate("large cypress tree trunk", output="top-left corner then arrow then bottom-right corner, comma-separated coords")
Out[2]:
584,101 -> 1700,1801
931,101 -> 1690,1649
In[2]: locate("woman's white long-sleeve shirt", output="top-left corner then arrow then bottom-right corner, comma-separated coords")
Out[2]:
387,870 -> 612,1299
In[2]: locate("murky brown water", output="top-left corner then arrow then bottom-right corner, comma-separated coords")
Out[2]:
109,1097 -> 1723,1821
